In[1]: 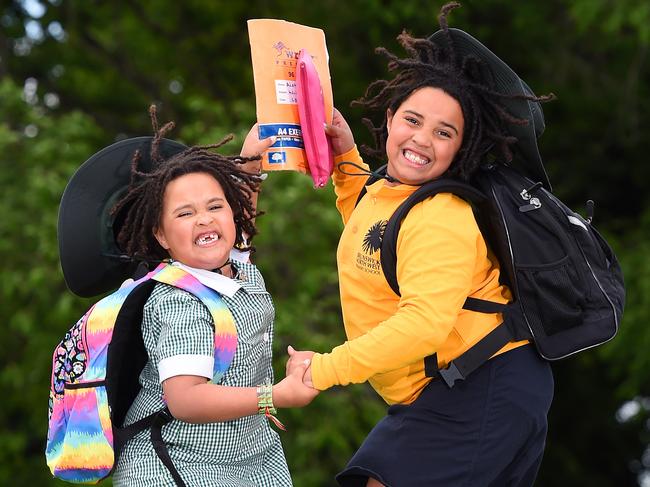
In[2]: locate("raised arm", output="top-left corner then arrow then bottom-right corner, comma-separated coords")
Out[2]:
325,108 -> 355,156
325,109 -> 370,223
239,123 -> 276,212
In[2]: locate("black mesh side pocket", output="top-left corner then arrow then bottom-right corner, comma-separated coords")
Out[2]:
516,255 -> 586,337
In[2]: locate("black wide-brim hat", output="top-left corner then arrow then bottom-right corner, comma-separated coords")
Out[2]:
58,137 -> 187,297
429,27 -> 552,190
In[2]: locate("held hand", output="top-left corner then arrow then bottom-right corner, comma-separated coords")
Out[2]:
325,108 -> 355,156
286,345 -> 315,386
303,364 -> 313,388
274,360 -> 319,408
240,123 -> 276,169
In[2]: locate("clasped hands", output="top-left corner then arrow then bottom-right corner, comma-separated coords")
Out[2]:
286,345 -> 315,388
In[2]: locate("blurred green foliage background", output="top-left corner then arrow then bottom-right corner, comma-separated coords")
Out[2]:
1,0 -> 649,485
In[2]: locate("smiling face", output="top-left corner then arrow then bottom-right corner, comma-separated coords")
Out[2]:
385,86 -> 465,185
154,172 -> 236,270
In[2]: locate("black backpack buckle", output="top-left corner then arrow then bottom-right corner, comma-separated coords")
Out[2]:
438,361 -> 465,388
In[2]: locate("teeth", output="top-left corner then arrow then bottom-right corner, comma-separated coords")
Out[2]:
196,233 -> 219,245
404,150 -> 429,165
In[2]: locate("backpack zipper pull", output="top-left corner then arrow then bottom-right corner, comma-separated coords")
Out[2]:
585,199 -> 594,224
519,198 -> 541,213
519,182 -> 543,212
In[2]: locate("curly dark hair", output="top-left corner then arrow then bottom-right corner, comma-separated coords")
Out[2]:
353,1 -> 554,181
111,105 -> 262,263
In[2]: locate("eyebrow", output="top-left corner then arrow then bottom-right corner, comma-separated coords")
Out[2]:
404,109 -> 460,136
171,197 -> 225,213
206,197 -> 226,205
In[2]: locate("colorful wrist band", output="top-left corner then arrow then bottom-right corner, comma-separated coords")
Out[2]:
256,383 -> 276,415
256,382 -> 286,431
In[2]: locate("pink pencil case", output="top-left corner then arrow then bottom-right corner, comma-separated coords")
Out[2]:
296,48 -> 334,188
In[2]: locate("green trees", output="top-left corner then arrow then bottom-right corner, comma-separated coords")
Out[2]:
2,0 -> 649,485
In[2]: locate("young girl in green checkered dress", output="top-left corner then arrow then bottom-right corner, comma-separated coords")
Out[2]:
111,109 -> 317,486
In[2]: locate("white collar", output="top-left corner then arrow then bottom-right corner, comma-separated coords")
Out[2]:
170,261 -> 241,298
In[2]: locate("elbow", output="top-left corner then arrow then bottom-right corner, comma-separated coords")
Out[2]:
163,384 -> 204,423
162,375 -> 209,423
421,329 -> 452,355
165,398 -> 195,423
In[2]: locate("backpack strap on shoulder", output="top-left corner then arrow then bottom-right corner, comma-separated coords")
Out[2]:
380,179 -> 486,296
151,263 -> 238,383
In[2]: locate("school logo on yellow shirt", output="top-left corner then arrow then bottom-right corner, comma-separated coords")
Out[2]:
356,220 -> 387,275
362,221 -> 386,253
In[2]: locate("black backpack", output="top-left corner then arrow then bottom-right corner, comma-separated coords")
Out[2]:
355,163 -> 625,387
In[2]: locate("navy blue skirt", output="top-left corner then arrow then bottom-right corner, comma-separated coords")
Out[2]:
336,345 -> 554,487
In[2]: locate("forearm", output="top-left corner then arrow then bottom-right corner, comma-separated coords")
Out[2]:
311,305 -> 456,390
163,371 -> 315,423
164,381 -> 258,423
239,124 -> 275,215
238,156 -> 262,214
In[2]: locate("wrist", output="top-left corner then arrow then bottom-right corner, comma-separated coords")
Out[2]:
333,144 -> 358,164
260,382 -> 286,431
257,382 -> 276,414
271,383 -> 285,409
239,160 -> 262,176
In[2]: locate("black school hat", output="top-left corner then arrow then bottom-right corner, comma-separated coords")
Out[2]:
429,27 -> 552,190
58,137 -> 187,297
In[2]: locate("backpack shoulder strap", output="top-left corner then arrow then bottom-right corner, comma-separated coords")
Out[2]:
151,263 -> 238,384
380,179 -> 487,296
104,274 -> 163,429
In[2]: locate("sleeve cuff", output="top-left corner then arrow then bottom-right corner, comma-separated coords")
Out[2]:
311,349 -> 350,390
310,353 -> 329,390
333,146 -> 366,181
158,354 -> 214,382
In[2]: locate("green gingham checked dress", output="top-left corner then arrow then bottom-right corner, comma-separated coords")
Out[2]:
113,261 -> 292,486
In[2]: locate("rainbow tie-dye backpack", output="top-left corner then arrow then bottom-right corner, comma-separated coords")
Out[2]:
46,263 -> 238,484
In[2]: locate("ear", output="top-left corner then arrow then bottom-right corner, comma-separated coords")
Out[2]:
154,226 -> 169,250
386,108 -> 393,133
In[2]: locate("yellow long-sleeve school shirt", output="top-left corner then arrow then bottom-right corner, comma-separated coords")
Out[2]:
310,147 -> 528,405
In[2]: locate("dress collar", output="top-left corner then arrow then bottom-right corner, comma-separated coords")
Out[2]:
169,261 -> 242,298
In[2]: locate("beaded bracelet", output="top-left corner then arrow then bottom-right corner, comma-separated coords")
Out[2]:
256,382 -> 286,431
